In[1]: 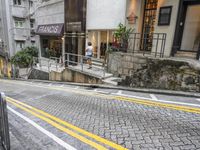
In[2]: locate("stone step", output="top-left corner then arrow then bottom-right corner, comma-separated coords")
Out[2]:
175,51 -> 197,59
103,77 -> 122,86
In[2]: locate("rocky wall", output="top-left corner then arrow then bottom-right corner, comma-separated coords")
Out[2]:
108,52 -> 200,92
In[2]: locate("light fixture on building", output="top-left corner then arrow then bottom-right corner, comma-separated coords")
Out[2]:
127,12 -> 138,24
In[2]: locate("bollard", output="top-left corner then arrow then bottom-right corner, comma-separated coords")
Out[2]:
0,93 -> 10,150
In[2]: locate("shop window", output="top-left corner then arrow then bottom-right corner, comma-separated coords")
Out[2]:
13,0 -> 21,5
16,41 -> 25,50
88,30 -> 114,59
14,20 -> 24,28
158,6 -> 172,26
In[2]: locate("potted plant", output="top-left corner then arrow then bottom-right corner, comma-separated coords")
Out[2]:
113,23 -> 134,52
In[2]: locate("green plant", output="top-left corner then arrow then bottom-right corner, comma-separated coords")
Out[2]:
11,46 -> 38,68
113,23 -> 134,52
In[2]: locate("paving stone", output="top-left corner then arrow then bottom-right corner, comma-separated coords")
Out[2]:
1,81 -> 200,150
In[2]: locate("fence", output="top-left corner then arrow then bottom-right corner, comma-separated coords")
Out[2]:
129,33 -> 167,58
0,93 -> 10,150
112,33 -> 167,58
33,57 -> 63,72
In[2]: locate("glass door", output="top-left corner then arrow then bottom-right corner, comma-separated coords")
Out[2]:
181,5 -> 200,51
142,0 -> 158,51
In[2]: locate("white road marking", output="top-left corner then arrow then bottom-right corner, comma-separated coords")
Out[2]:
74,86 -> 79,89
112,92 -> 200,108
94,89 -> 97,92
48,83 -> 52,86
96,91 -> 110,94
60,85 -> 64,87
117,90 -> 122,95
8,106 -> 77,150
2,80 -> 200,108
196,99 -> 200,102
150,94 -> 158,100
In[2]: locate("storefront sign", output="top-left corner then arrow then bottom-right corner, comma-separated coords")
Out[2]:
36,24 -> 64,36
66,22 -> 82,32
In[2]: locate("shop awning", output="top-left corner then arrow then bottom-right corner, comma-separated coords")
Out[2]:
36,23 -> 64,36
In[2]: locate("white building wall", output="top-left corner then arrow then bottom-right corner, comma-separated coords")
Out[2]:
86,0 -> 127,30
35,0 -> 64,58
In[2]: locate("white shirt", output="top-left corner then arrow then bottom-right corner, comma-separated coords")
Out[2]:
85,46 -> 93,56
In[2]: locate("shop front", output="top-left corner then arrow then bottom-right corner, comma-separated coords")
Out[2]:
173,0 -> 200,59
87,30 -> 114,59
36,24 -> 64,59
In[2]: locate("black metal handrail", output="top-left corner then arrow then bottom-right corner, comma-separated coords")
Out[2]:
112,33 -> 167,58
0,93 -> 10,150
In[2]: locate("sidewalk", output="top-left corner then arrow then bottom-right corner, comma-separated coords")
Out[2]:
6,78 -> 200,98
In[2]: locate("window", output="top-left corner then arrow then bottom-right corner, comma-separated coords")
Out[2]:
31,41 -> 35,46
158,6 -> 172,26
16,41 -> 25,50
14,20 -> 24,28
30,19 -> 35,28
13,0 -> 21,5
29,0 -> 33,7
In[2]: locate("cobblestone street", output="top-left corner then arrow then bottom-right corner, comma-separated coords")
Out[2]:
0,79 -> 200,150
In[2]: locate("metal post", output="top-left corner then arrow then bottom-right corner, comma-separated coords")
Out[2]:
0,93 -> 10,150
48,60 -> 50,72
81,55 -> 83,72
67,53 -> 69,66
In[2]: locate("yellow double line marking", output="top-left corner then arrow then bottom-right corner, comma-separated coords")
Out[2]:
114,96 -> 200,114
6,97 -> 128,150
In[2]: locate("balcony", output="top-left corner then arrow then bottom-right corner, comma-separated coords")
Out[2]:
12,6 -> 28,18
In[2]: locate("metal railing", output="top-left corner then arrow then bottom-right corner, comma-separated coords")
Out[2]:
33,53 -> 107,78
33,57 -> 63,72
112,33 -> 167,58
64,53 -> 106,78
0,93 -> 10,150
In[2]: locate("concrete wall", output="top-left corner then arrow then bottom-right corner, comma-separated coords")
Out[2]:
125,0 -> 144,33
86,0 -> 127,30
49,68 -> 103,84
108,52 -> 147,77
36,0 -> 64,25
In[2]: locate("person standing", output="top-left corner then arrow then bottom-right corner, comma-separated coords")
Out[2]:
85,42 -> 93,69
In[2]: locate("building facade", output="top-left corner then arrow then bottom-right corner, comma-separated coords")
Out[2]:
35,0 -> 64,60
64,0 -> 200,60
3,0 -> 38,57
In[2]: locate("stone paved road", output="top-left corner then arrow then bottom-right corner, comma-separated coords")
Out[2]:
0,79 -> 200,150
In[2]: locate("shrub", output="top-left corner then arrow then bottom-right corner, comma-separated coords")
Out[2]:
11,46 -> 38,68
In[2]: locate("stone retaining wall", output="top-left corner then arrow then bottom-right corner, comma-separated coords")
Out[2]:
108,52 -> 200,92
50,68 -> 102,84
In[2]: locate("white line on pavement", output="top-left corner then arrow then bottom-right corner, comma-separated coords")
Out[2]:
150,94 -> 158,101
74,86 -> 79,89
117,90 -> 122,95
94,89 -> 97,92
8,106 -> 77,150
196,99 -> 200,102
112,92 -> 200,108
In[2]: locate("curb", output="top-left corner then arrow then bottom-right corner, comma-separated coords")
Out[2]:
5,78 -> 200,98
